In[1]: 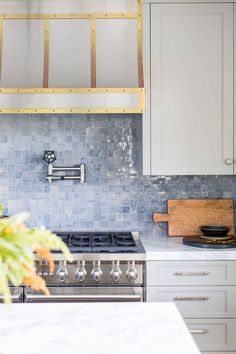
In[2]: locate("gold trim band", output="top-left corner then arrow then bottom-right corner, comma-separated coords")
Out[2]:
90,19 -> 96,88
137,0 -> 144,88
43,19 -> 49,88
0,88 -> 143,94
139,88 -> 145,113
0,108 -> 143,114
0,19 -> 2,81
0,88 -> 145,114
0,13 -> 138,20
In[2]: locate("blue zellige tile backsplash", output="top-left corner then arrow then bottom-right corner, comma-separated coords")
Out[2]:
0,114 -> 236,234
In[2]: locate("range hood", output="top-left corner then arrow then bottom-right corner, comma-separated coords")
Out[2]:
0,0 -> 144,114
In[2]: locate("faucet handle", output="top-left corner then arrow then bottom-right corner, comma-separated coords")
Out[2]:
42,151 -> 57,164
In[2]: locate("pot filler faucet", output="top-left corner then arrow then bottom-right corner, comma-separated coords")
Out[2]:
42,151 -> 86,183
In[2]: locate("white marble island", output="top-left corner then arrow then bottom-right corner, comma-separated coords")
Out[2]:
0,303 -> 199,354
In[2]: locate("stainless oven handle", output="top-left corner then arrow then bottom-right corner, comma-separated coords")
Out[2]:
0,293 -> 22,302
25,294 -> 142,302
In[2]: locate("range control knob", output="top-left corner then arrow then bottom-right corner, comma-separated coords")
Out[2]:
56,260 -> 68,283
91,261 -> 102,282
110,261 -> 122,282
37,261 -> 43,276
45,262 -> 54,276
75,261 -> 87,282
126,261 -> 138,282
43,261 -> 48,276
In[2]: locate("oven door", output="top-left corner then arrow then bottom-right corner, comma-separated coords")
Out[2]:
24,287 -> 143,303
0,287 -> 24,303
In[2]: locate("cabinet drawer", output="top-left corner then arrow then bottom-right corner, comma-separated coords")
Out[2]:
147,286 -> 236,318
147,261 -> 236,286
186,319 -> 236,352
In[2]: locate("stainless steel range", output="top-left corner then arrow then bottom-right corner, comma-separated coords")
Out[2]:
23,231 -> 146,303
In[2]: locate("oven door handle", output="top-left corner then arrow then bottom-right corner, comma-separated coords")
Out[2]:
25,293 -> 142,302
0,289 -> 23,303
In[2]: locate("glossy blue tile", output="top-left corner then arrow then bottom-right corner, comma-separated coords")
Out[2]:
0,114 -> 235,234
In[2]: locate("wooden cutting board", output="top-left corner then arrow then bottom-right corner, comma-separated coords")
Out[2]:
153,199 -> 235,237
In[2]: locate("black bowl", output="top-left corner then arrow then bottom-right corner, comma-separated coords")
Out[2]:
200,225 -> 230,237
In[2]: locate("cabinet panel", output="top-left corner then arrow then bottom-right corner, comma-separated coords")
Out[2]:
1,20 -> 44,88
49,20 -> 91,88
150,3 -> 233,175
96,20 -> 138,88
147,286 -> 236,318
147,261 -> 236,286
186,319 -> 236,352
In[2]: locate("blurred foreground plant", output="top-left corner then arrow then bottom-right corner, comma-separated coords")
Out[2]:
0,205 -> 73,303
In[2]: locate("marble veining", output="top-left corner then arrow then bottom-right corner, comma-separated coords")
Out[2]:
0,303 -> 199,354
141,231 -> 236,260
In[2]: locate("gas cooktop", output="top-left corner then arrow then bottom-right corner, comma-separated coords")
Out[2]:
54,231 -> 140,253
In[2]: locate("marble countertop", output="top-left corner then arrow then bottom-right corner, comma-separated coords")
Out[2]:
0,303 -> 199,354
141,230 -> 236,260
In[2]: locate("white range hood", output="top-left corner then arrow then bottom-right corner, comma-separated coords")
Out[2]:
0,0 -> 144,114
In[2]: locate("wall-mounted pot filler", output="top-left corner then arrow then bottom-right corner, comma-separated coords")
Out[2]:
42,151 -> 85,183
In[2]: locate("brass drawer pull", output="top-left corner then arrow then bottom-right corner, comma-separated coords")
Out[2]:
190,328 -> 209,334
174,296 -> 209,301
174,271 -> 209,276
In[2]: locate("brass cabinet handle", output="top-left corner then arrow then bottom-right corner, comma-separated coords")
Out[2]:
174,271 -> 209,276
174,296 -> 209,301
190,328 -> 209,334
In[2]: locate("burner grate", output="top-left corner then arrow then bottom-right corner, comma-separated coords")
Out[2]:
53,231 -> 138,253
92,233 -> 138,253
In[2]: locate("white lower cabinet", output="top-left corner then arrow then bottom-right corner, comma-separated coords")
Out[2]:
186,319 -> 236,352
147,286 -> 236,318
146,261 -> 236,353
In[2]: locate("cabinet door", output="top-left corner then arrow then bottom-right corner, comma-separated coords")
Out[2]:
186,319 -> 236,352
147,261 -> 236,286
147,286 -> 236,318
150,4 -> 233,175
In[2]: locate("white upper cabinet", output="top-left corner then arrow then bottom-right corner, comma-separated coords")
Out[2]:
144,3 -> 234,175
